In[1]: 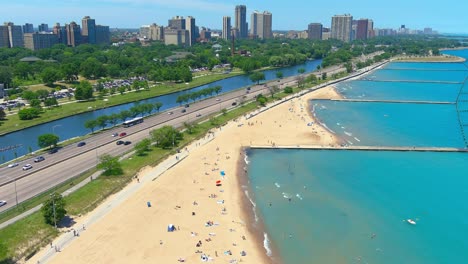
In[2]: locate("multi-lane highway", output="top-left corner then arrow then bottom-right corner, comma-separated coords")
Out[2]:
0,73 -> 306,212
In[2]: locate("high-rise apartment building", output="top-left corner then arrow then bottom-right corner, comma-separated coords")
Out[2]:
66,22 -> 81,47
24,32 -> 58,50
164,28 -> 189,47
150,23 -> 164,41
222,16 -> 231,40
185,16 -> 196,46
168,16 -> 186,30
356,19 -> 368,40
307,23 -> 322,40
251,11 -> 272,39
367,19 -> 374,38
235,5 -> 248,39
23,23 -> 34,33
0,22 -> 24,48
53,23 -> 68,44
331,14 -> 353,42
95,25 -> 110,45
38,23 -> 48,32
82,16 -> 96,44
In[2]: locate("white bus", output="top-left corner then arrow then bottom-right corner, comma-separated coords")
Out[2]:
123,117 -> 144,127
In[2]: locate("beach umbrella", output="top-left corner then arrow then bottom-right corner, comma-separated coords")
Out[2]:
216,180 -> 222,186
220,171 -> 225,176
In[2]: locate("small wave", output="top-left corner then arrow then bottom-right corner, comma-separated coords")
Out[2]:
344,131 -> 353,137
263,233 -> 273,257
320,123 -> 336,134
244,153 -> 250,165
336,122 -> 341,126
282,192 -> 293,199
296,194 -> 303,200
244,190 -> 258,222
341,126 -> 345,129
345,139 -> 354,145
275,182 -> 281,188
354,137 -> 361,142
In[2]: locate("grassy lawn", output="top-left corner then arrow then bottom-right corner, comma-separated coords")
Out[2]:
0,72 -> 244,136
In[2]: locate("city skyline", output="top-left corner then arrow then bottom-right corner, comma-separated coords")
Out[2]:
3,0 -> 468,33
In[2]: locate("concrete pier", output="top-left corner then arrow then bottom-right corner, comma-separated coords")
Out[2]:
328,99 -> 455,105
251,145 -> 468,153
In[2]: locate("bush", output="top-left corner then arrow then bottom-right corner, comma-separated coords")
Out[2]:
284,87 -> 293,94
18,108 -> 41,120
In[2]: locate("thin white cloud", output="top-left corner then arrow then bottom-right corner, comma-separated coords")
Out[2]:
103,0 -> 232,12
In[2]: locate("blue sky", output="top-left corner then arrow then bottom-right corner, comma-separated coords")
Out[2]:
3,0 -> 468,33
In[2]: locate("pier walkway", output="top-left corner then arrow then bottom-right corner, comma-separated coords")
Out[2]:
328,99 -> 455,105
251,145 -> 468,153
360,79 -> 463,84
384,68 -> 468,72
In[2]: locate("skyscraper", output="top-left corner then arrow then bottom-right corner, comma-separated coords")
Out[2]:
38,23 -> 48,32
307,23 -> 323,40
66,22 -> 81,47
356,19 -> 368,40
0,22 -> 24,48
95,25 -> 110,45
251,11 -> 272,39
53,23 -> 68,44
23,23 -> 34,33
169,16 -> 186,30
235,5 -> 248,39
222,16 -> 231,40
185,16 -> 196,46
24,32 -> 58,50
331,14 -> 353,42
367,19 -> 374,38
82,16 -> 96,44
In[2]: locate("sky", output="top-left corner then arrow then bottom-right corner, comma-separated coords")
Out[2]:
3,0 -> 468,33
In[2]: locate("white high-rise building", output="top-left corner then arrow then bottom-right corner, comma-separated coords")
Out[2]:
222,16 -> 231,40
331,14 -> 353,42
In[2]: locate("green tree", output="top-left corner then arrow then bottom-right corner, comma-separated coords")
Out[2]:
256,94 -> 267,106
61,63 -> 79,82
267,85 -> 280,98
74,80 -> 94,100
84,119 -> 98,133
183,122 -> 196,134
0,108 -> 5,120
38,133 -> 59,149
298,68 -> 306,74
0,66 -> 13,87
249,72 -> 265,85
80,57 -> 106,79
150,125 -> 183,149
44,97 -> 58,108
221,108 -> 228,116
276,71 -> 283,79
134,138 -> 151,156
214,86 -> 222,95
345,62 -> 353,73
322,72 -> 327,80
18,108 -> 41,120
97,154 -> 123,175
41,193 -> 67,226
118,86 -> 126,95
284,86 -> 293,94
119,110 -> 131,122
30,99 -> 42,109
41,67 -> 61,86
96,115 -> 108,130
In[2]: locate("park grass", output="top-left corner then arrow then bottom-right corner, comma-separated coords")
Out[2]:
0,71 -> 244,136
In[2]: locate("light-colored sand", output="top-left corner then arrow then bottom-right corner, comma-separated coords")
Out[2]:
29,86 -> 339,264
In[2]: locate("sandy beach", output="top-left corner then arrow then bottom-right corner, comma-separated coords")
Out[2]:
28,86 -> 341,264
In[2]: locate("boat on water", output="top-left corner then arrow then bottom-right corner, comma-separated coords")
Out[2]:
407,219 -> 416,225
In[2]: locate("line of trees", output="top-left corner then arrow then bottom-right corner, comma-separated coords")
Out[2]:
175,86 -> 222,105
84,102 -> 163,133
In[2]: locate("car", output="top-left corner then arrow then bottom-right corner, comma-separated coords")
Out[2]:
34,156 -> 45,163
216,98 -> 221,101
116,140 -> 124,145
48,148 -> 58,154
196,113 -> 202,117
77,142 -> 86,147
7,163 -> 19,168
22,164 -> 33,170
112,133 -> 119,137
0,200 -> 6,207
168,111 -> 173,115
181,109 -> 187,113
119,132 -> 127,137
231,102 -> 237,106
247,87 -> 251,91
185,104 -> 190,108
124,141 -> 132,145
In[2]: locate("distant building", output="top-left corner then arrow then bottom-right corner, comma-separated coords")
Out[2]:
38,23 -> 48,32
0,22 -> 24,48
150,24 -> 164,41
424,27 -> 433,34
367,19 -> 374,38
164,28 -> 189,47
82,16 -> 96,44
185,16 -> 196,46
23,23 -> 34,33
250,11 -> 272,39
53,23 -> 67,44
199,27 -> 211,42
95,25 -> 110,45
322,28 -> 331,40
235,5 -> 248,39
24,32 -> 58,50
331,14 -> 353,42
356,19 -> 369,40
307,23 -> 323,40
169,16 -> 186,30
66,22 -> 81,47
140,25 -> 150,38
222,16 -> 231,40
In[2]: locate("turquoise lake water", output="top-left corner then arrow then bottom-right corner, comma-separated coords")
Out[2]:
247,49 -> 468,263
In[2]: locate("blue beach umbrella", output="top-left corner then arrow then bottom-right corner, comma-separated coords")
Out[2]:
220,171 -> 226,176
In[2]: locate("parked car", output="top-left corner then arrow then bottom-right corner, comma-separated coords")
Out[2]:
7,163 -> 19,168
196,113 -> 202,117
168,111 -> 173,115
77,142 -> 86,147
119,132 -> 127,137
48,148 -> 58,154
34,156 -> 45,163
181,109 -> 187,113
112,133 -> 119,137
185,104 -> 190,108
232,102 -> 237,106
216,98 -> 221,101
124,141 -> 132,145
0,200 -> 6,207
22,164 -> 33,170
116,140 -> 125,145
